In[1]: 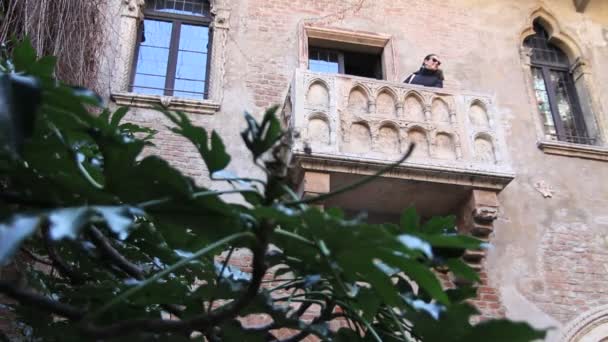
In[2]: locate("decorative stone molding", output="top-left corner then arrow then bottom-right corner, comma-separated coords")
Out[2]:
459,190 -> 500,271
573,0 -> 592,13
519,6 -> 583,61
291,154 -> 514,191
560,304 -> 608,341
121,0 -> 145,18
212,6 -> 231,29
537,140 -> 608,161
112,93 -> 220,115
304,25 -> 390,48
473,206 -> 499,222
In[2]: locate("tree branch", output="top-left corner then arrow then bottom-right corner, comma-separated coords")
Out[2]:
20,247 -> 52,266
79,229 -> 268,338
0,281 -> 84,320
87,225 -> 184,318
87,225 -> 143,279
42,224 -> 87,285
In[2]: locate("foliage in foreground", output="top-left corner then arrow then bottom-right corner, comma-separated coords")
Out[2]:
0,40 -> 545,341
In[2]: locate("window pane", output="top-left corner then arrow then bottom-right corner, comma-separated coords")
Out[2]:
175,24 -> 208,98
132,19 -> 172,95
309,48 -> 339,74
531,67 -> 556,138
174,79 -> 205,98
132,74 -> 166,95
176,51 -> 207,81
550,70 -> 582,141
142,19 -> 172,48
179,24 -> 208,53
147,0 -> 209,16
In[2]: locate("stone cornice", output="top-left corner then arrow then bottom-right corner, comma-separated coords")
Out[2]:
537,140 -> 608,161
291,152 -> 515,191
111,92 -> 220,115
304,25 -> 391,48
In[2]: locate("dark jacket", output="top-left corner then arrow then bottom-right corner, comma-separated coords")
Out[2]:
403,68 -> 444,88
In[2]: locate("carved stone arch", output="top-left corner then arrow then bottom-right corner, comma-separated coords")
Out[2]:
403,90 -> 426,122
347,84 -> 372,114
519,6 -> 584,61
403,90 -> 425,106
306,112 -> 331,147
473,132 -> 496,164
430,97 -> 451,123
469,99 -> 492,128
407,125 -> 429,158
561,305 -> 608,342
375,86 -> 398,117
376,121 -> 401,155
433,130 -> 457,160
305,79 -> 331,109
378,119 -> 400,130
305,77 -> 331,94
344,120 -> 373,154
351,82 -> 373,99
375,86 -> 399,100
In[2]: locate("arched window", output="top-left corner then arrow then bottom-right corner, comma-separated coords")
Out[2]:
131,0 -> 212,99
524,21 -> 592,144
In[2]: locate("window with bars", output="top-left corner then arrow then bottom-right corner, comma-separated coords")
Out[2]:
524,21 -> 592,145
131,0 -> 212,99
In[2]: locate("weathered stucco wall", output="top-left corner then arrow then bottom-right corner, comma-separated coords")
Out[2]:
99,0 -> 608,339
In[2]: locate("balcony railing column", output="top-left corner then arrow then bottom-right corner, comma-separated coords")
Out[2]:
368,100 -> 376,114
424,104 -> 432,122
396,101 -> 404,117
449,110 -> 457,124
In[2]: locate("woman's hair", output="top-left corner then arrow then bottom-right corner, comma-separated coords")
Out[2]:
424,54 -> 438,61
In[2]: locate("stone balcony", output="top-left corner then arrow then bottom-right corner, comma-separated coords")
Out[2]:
282,69 -> 515,200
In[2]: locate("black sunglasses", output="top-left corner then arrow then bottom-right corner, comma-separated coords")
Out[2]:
427,57 -> 441,65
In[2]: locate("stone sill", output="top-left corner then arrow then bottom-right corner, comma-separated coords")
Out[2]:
111,92 -> 220,115
537,140 -> 608,161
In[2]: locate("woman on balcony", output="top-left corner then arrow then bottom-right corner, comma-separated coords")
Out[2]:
403,54 -> 444,88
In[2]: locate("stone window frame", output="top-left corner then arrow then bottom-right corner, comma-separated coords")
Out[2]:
111,0 -> 230,115
519,7 -> 608,161
298,25 -> 397,82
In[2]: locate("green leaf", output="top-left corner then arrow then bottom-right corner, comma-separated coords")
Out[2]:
422,215 -> 456,234
28,55 -> 57,79
240,106 -> 282,160
334,328 -> 361,342
399,207 -> 420,232
220,320 -> 267,342
446,258 -> 479,283
110,106 -> 130,128
352,287 -> 382,321
383,256 -> 449,305
445,286 -> 478,303
459,320 -> 546,342
12,37 -> 37,73
161,110 -> 230,173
